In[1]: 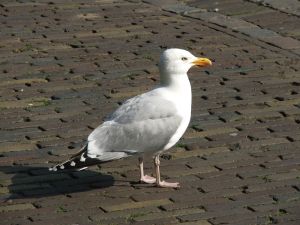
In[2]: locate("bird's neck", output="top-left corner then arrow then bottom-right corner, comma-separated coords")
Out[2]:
160,73 -> 191,94
159,73 -> 192,118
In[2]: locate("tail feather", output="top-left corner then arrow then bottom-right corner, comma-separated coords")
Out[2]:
49,145 -> 101,172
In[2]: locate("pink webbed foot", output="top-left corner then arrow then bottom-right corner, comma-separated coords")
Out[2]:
140,175 -> 156,184
157,180 -> 180,188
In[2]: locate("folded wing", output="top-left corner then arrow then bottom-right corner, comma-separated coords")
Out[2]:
87,91 -> 182,160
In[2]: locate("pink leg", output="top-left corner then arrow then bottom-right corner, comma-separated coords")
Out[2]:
154,155 -> 180,188
139,157 -> 156,184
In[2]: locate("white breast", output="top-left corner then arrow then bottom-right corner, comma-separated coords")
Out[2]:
163,113 -> 190,150
159,75 -> 192,151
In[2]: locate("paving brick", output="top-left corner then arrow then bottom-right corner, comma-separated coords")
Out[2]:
92,206 -> 160,222
0,78 -> 48,87
130,217 -> 179,225
135,207 -> 205,222
185,127 -> 239,139
248,0 -> 300,17
178,221 -> 212,225
0,203 -> 36,212
267,170 -> 300,181
0,97 -> 51,109
101,199 -> 173,212
0,142 -> 37,153
170,147 -> 230,159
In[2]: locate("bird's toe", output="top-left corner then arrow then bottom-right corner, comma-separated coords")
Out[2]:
140,175 -> 156,184
157,180 -> 180,188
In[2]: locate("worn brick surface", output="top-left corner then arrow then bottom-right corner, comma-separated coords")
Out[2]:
0,0 -> 300,225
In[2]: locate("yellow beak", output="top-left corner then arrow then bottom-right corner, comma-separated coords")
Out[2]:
192,57 -> 212,67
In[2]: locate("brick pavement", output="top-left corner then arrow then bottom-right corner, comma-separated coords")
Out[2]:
0,0 -> 300,224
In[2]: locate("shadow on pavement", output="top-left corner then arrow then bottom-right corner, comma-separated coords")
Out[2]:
0,165 -> 114,201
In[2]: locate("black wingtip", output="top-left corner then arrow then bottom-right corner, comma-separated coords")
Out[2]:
49,145 -> 103,172
49,159 -> 78,172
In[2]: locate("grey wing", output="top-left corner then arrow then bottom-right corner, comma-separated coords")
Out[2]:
106,92 -> 177,123
86,92 -> 182,160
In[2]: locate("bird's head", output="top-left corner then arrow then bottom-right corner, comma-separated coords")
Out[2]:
158,48 -> 212,76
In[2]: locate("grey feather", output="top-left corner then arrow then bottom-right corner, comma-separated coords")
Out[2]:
87,90 -> 182,159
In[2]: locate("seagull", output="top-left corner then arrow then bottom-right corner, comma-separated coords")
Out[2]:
50,48 -> 212,188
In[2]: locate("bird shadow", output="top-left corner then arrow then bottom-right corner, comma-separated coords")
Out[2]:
0,165 -> 115,201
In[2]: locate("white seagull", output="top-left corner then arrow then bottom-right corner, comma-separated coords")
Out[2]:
50,48 -> 212,188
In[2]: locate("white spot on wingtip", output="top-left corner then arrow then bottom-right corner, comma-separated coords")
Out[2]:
80,154 -> 86,162
49,167 -> 53,171
60,165 -> 65,169
78,167 -> 88,171
70,161 -> 76,166
52,167 -> 57,171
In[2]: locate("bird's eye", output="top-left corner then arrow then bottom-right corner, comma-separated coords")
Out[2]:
181,57 -> 188,61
